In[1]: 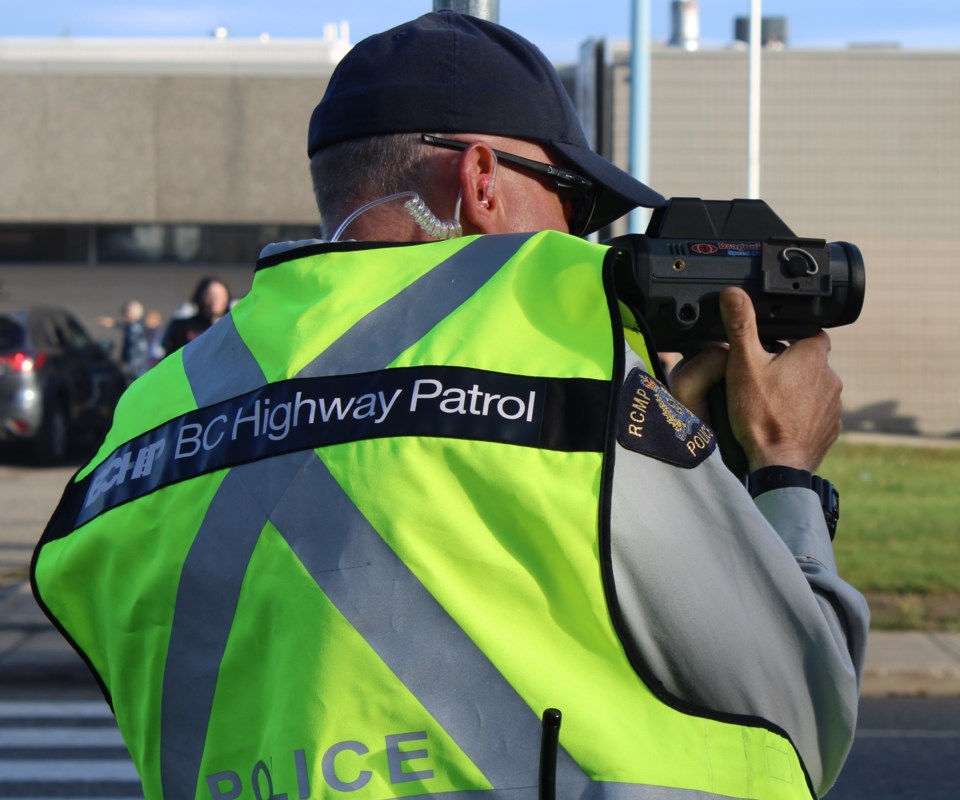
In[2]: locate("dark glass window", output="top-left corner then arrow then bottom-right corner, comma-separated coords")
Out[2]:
0,226 -> 89,263
0,223 -> 321,265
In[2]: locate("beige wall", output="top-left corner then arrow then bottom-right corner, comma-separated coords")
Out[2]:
0,73 -> 325,225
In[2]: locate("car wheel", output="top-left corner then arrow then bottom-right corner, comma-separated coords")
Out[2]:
31,400 -> 70,465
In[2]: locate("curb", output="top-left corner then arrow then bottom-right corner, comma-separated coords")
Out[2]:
860,631 -> 960,697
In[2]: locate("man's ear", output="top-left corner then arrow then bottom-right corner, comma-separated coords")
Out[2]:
458,142 -> 500,234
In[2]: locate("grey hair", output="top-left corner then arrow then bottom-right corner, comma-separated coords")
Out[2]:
310,133 -> 437,240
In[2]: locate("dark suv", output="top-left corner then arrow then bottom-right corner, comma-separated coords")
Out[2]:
0,308 -> 126,464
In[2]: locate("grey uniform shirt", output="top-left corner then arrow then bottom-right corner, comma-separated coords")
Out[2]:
611,343 -> 869,795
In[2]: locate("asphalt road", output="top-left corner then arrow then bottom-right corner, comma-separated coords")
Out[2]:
0,456 -> 76,583
830,696 -> 960,799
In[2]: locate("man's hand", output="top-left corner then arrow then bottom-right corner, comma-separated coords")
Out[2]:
669,287 -> 842,473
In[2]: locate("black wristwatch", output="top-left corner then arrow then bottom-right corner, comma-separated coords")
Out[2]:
747,466 -> 840,540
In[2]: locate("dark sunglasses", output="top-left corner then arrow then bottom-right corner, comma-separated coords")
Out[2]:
421,134 -> 597,236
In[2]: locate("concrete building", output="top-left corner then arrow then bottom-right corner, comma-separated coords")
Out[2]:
1,25 -> 958,437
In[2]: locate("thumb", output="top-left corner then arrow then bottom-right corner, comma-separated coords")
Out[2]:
720,287 -> 762,362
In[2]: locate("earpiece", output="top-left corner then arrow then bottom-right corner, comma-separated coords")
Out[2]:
477,175 -> 496,209
330,191 -> 462,242
482,156 -> 498,206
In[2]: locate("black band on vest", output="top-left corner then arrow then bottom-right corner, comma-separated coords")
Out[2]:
43,365 -> 609,536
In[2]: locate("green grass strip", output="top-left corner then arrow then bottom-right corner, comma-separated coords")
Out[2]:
821,438 -> 960,629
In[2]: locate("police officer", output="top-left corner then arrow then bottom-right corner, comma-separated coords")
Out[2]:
34,11 -> 867,800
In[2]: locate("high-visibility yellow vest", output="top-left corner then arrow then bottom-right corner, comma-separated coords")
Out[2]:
33,231 -> 815,800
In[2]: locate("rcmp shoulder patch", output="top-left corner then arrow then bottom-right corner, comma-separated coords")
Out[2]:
616,368 -> 717,468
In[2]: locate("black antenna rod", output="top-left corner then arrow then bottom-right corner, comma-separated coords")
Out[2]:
539,708 -> 562,800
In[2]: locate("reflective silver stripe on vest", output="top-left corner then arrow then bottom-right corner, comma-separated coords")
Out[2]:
299,234 -> 534,377
181,314 -> 267,407
159,451 -> 321,796
270,452 -> 589,793
159,235 -> 752,800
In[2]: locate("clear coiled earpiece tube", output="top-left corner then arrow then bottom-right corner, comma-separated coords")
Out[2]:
403,193 -> 463,240
330,191 -> 462,242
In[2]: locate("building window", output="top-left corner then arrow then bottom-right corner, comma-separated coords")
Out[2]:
0,224 -> 321,265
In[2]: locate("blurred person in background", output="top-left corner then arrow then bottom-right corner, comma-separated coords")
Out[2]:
143,307 -> 165,368
161,276 -> 231,354
98,299 -> 148,382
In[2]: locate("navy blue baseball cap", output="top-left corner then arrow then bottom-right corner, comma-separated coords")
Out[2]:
307,11 -> 665,234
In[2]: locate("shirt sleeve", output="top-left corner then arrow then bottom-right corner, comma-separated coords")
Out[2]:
608,345 -> 869,795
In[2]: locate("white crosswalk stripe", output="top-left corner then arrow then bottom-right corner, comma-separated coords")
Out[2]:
0,701 -> 116,719
0,698 -> 143,800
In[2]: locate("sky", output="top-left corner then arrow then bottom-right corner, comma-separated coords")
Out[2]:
4,1 -> 960,62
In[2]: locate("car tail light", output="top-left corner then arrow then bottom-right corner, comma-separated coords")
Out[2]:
9,418 -> 31,433
0,352 -> 46,372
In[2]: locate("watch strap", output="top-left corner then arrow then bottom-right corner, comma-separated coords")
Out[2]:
747,466 -> 840,540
